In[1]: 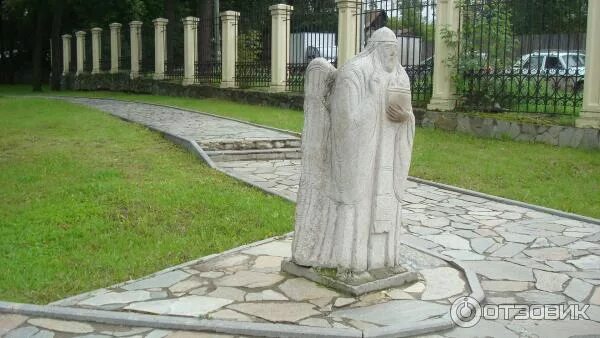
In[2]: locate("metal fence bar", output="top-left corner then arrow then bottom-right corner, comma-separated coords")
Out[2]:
286,0 -> 338,92
194,11 -> 221,86
455,0 -> 586,115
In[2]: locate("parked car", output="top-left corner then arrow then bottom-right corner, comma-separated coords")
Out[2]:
511,50 -> 585,91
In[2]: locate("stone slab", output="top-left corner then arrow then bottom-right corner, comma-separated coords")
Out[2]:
280,260 -> 418,296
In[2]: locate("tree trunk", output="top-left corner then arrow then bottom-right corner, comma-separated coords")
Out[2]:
50,0 -> 64,91
31,7 -> 46,92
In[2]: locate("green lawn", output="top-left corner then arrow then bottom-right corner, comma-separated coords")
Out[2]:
5,85 -> 597,218
0,96 -> 294,304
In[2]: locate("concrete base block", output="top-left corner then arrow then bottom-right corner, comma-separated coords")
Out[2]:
281,260 -> 418,296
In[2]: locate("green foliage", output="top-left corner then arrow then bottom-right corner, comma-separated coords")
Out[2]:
509,0 -> 587,35
237,29 -> 263,63
386,0 -> 435,41
442,0 -> 518,109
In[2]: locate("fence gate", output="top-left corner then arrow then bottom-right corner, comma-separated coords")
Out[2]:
356,0 -> 436,107
456,0 -> 587,115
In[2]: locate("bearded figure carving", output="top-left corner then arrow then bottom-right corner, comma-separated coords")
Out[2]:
291,27 -> 416,281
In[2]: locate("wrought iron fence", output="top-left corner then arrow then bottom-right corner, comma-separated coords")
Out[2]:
139,22 -> 154,76
165,19 -> 184,80
194,11 -> 221,85
100,30 -> 111,71
286,0 -> 338,92
70,32 -> 77,73
455,0 -> 587,115
355,0 -> 436,107
119,26 -> 131,72
228,1 -> 279,88
84,30 -> 93,72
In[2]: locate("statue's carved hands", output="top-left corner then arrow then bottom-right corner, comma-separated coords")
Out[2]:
386,87 -> 412,123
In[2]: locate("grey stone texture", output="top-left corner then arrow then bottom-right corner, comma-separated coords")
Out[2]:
421,110 -> 599,150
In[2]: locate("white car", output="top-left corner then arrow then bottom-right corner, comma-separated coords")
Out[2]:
512,50 -> 585,91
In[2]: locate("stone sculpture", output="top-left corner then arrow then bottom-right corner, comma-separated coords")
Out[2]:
285,27 -> 416,292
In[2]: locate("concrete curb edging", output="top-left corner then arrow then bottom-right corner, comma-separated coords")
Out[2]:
0,302 -> 362,338
1,238 -> 482,338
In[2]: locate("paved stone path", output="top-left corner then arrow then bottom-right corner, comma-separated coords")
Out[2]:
2,98 -> 599,337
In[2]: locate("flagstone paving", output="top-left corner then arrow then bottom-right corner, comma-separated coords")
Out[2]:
3,98 -> 599,337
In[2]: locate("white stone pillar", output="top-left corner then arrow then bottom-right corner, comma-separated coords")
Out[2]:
129,21 -> 143,79
220,11 -> 239,88
91,28 -> 102,74
182,16 -> 198,86
269,4 -> 293,92
427,0 -> 460,111
109,23 -> 122,73
75,31 -> 86,75
576,1 -> 600,128
153,18 -> 168,80
61,34 -> 72,75
335,0 -> 360,67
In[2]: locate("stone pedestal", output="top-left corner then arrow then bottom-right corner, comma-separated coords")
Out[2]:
576,0 -> 600,129
75,31 -> 86,75
182,16 -> 198,86
335,0 -> 360,67
153,18 -> 168,80
427,0 -> 460,111
109,23 -> 122,74
91,28 -> 102,74
220,11 -> 239,89
61,34 -> 72,75
281,260 -> 418,296
269,4 -> 293,92
129,21 -> 143,79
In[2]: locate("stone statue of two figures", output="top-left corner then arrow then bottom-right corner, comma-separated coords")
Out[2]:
283,27 -> 417,293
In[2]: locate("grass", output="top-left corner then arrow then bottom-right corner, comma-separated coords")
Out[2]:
2,85 -> 598,219
0,85 -> 304,132
0,96 -> 295,304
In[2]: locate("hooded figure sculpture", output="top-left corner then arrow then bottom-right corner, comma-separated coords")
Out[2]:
292,27 -> 415,277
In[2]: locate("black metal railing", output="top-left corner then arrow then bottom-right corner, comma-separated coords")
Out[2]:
100,32 -> 111,71
286,0 -> 338,92
455,0 -> 587,115
195,61 -> 221,85
164,19 -> 183,80
231,1 -> 278,88
194,12 -> 221,85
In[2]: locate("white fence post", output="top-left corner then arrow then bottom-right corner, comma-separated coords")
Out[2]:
576,1 -> 600,128
61,34 -> 72,75
75,31 -> 86,75
153,18 -> 168,80
91,28 -> 102,74
335,0 -> 360,67
109,23 -> 122,73
269,4 -> 293,92
182,16 -> 199,86
129,21 -> 143,79
427,0 -> 460,111
220,11 -> 240,88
